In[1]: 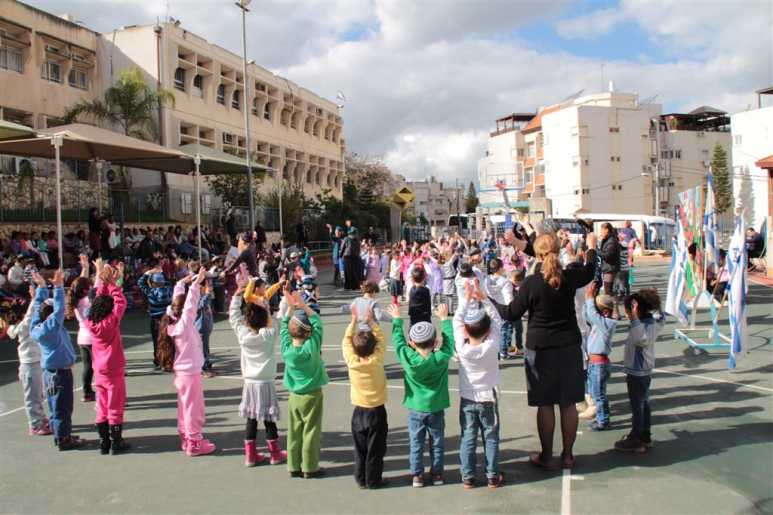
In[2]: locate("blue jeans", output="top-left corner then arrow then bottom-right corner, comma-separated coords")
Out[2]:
513,319 -> 523,349
459,398 -> 499,480
200,331 -> 212,370
407,410 -> 444,476
587,363 -> 611,426
499,321 -> 513,356
626,374 -> 651,440
44,368 -> 74,441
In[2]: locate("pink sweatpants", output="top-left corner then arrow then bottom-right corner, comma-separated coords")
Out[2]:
95,372 -> 126,425
174,373 -> 205,441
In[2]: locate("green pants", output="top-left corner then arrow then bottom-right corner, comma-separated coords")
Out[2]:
287,389 -> 323,473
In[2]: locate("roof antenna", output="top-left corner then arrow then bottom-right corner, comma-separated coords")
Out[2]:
165,0 -> 171,22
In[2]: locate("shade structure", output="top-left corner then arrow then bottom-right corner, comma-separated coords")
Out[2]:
0,119 -> 35,141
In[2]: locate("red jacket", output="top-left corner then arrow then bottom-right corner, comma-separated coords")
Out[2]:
86,283 -> 127,375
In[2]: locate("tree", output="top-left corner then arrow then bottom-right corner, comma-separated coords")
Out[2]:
736,166 -> 755,228
465,181 -> 479,213
711,143 -> 732,214
206,172 -> 263,208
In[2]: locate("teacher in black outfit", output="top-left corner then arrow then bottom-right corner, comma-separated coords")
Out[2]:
506,230 -> 597,470
340,226 -> 361,291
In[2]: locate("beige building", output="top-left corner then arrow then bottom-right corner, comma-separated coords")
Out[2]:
396,176 -> 464,228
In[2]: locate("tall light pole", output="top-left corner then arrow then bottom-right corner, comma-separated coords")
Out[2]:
236,0 -> 255,230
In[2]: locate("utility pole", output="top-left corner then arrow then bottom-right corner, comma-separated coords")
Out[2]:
236,0 -> 255,230
654,117 -> 661,217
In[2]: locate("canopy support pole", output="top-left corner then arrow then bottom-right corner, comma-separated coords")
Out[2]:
52,134 -> 64,269
96,159 -> 103,213
195,154 -> 202,264
278,172 -> 283,243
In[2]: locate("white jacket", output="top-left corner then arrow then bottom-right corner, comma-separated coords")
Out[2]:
452,298 -> 501,402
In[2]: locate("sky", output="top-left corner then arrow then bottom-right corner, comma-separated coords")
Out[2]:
26,0 -> 773,185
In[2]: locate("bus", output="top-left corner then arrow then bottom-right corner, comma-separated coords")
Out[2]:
575,213 -> 675,250
447,213 -> 471,237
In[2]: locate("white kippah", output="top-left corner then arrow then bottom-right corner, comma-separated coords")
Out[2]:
463,308 -> 486,325
409,321 -> 435,344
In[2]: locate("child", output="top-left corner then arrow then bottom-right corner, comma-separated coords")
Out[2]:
579,284 -> 617,431
68,254 -> 95,401
157,268 -> 217,457
230,269 -> 286,467
29,270 -> 84,450
615,288 -> 665,453
300,275 -> 321,314
243,274 -> 283,306
508,269 -> 526,355
85,262 -> 130,455
408,266 -> 432,327
5,287 -> 51,436
280,289 -> 329,478
387,302 -> 453,488
388,251 -> 402,306
440,250 -> 459,314
453,283 -> 505,489
484,258 -> 513,360
196,278 -> 215,378
342,305 -> 388,489
340,281 -> 392,324
138,263 -> 173,369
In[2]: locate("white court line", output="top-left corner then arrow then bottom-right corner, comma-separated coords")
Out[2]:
0,386 -> 83,418
609,364 -> 773,394
561,469 -> 572,515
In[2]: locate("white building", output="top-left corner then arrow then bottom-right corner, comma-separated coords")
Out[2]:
477,113 -> 532,209
399,176 -> 464,227
731,88 -> 773,230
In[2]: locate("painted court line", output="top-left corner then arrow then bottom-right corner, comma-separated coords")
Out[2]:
609,364 -> 773,394
561,469 -> 572,515
0,386 -> 83,418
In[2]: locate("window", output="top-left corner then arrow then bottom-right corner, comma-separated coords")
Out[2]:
68,68 -> 88,90
202,194 -> 211,215
609,127 -> 620,133
734,134 -> 742,145
41,60 -> 61,83
527,142 -> 535,158
517,148 -> 524,158
180,192 -> 192,214
263,102 -> 271,121
572,157 -> 579,167
0,46 -> 23,73
232,89 -> 241,109
174,67 -> 185,91
525,167 -> 533,184
192,75 -> 203,97
222,132 -> 234,145
674,150 -> 681,159
217,84 -> 225,104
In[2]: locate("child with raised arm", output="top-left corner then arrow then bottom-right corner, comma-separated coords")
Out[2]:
342,304 -> 388,489
615,288 -> 665,453
340,281 -> 392,324
138,261 -> 173,370
156,268 -> 217,457
85,261 -> 130,454
453,282 -> 505,489
4,286 -> 51,436
30,270 -> 84,450
67,254 -> 95,401
387,302 -> 454,488
281,289 -> 329,478
230,268 -> 286,467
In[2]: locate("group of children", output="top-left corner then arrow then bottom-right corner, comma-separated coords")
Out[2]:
2,229 -> 664,489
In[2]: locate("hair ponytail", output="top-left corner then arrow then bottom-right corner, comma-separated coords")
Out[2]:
534,233 -> 562,289
156,314 -> 176,372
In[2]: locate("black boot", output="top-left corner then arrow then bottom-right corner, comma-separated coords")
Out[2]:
110,424 -> 130,455
97,422 -> 111,455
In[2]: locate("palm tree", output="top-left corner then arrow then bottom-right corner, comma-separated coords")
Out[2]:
63,67 -> 175,139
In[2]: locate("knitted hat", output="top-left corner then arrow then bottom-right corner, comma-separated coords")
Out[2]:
291,309 -> 311,331
595,294 -> 616,313
463,308 -> 486,325
151,272 -> 166,284
357,322 -> 371,333
409,321 -> 436,344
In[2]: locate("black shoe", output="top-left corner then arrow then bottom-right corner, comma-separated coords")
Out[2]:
367,479 -> 389,489
58,435 -> 85,451
462,478 -> 476,489
290,471 -> 303,478
641,433 -> 653,448
110,425 -> 130,454
614,435 -> 646,453
303,469 -> 325,479
487,472 -> 505,489
96,422 -> 111,455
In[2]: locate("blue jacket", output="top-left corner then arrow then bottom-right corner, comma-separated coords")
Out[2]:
138,273 -> 173,318
583,298 -> 617,356
30,286 -> 76,370
195,292 -> 213,334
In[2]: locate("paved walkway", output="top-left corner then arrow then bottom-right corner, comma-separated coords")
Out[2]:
0,263 -> 771,514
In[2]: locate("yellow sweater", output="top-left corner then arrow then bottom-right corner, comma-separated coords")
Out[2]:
244,278 -> 282,305
342,322 -> 387,408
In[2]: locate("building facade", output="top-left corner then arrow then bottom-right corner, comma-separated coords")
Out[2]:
396,176 -> 464,228
476,113 -> 531,213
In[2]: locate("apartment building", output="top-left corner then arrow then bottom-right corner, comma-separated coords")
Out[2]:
103,22 -> 345,205
476,113 -> 532,211
397,176 -> 464,228
731,88 -> 773,231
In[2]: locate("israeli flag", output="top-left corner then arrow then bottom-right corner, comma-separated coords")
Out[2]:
703,172 -> 719,275
726,216 -> 748,369
665,215 -> 689,325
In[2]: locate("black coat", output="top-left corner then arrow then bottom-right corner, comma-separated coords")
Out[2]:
599,236 -> 620,274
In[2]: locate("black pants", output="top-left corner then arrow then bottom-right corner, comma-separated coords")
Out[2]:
333,263 -> 341,287
80,345 -> 94,395
351,405 -> 388,487
150,315 -> 162,366
343,256 -> 361,290
246,418 -> 278,442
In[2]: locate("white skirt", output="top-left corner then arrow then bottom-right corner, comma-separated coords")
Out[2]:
238,381 -> 281,422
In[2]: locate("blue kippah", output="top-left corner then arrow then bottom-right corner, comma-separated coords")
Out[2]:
409,321 -> 436,344
463,308 -> 486,325
291,309 -> 311,331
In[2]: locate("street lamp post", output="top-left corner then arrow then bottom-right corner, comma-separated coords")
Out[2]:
236,0 -> 255,230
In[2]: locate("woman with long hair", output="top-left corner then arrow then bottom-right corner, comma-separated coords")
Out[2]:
67,254 -> 95,402
598,222 -> 620,296
506,231 -> 598,470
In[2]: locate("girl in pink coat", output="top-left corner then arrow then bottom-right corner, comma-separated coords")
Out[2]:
84,262 -> 130,455
157,268 -> 216,457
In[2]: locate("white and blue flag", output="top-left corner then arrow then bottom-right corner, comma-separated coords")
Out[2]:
726,216 -> 748,369
703,172 -> 719,275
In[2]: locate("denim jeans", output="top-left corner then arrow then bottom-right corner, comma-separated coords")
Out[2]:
150,315 -> 162,365
407,410 -> 444,476
200,331 -> 212,370
587,363 -> 611,426
459,398 -> 499,480
513,319 -> 523,349
626,374 -> 652,440
499,321 -> 513,356
44,368 -> 74,441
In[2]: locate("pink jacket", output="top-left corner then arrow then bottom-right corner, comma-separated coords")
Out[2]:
168,281 -> 204,375
85,283 -> 127,375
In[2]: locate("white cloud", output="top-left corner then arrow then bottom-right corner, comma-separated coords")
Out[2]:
556,8 -> 628,39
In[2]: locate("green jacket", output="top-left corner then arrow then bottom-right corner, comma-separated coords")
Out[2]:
393,317 -> 454,413
281,312 -> 329,394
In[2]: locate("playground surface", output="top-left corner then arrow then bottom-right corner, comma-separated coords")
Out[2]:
0,262 -> 771,515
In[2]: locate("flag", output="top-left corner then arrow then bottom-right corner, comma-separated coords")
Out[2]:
726,215 -> 748,369
665,214 -> 689,325
703,172 -> 719,275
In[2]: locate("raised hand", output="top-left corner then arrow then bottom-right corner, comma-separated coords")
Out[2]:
52,269 -> 64,287
350,305 -> 359,324
586,232 -> 597,250
196,267 -> 207,285
31,271 -> 46,287
385,303 -> 400,320
585,282 -> 597,299
434,303 -> 449,321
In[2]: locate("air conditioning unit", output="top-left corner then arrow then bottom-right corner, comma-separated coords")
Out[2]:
15,157 -> 37,176
105,168 -> 119,183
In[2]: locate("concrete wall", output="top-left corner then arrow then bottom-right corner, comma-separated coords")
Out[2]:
731,107 -> 773,230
